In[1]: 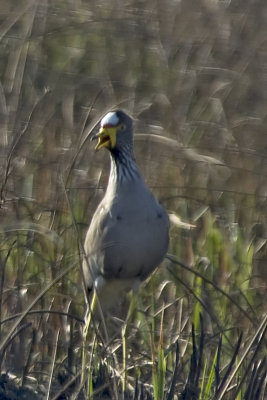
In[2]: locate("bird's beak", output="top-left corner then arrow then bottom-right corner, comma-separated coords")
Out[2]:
92,126 -> 117,151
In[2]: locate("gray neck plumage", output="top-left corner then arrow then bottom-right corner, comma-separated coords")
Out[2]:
108,144 -> 140,188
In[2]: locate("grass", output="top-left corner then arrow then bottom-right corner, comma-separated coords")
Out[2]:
0,0 -> 266,398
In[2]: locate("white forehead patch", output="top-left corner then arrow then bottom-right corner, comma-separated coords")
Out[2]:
101,112 -> 119,127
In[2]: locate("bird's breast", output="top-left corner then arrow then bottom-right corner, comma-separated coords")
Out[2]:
91,192 -> 169,280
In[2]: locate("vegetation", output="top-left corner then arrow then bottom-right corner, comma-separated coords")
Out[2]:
0,0 -> 266,398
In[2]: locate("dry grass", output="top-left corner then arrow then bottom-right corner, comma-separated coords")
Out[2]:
0,1 -> 266,398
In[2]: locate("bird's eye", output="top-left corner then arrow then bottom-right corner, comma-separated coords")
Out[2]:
118,123 -> 126,131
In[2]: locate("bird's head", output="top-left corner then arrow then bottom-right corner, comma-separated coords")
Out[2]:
93,110 -> 133,152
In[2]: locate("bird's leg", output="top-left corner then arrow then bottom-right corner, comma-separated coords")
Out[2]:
122,322 -> 127,395
121,290 -> 137,394
81,290 -> 97,388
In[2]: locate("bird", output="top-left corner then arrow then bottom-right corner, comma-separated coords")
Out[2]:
83,110 -> 169,321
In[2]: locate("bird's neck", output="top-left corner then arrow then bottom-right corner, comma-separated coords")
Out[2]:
108,146 -> 141,188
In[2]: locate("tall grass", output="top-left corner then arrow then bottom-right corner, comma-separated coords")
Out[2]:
0,0 -> 266,398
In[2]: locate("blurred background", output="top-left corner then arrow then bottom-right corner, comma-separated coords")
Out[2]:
0,0 -> 266,398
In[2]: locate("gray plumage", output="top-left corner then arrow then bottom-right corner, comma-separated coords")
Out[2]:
83,110 -> 169,313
